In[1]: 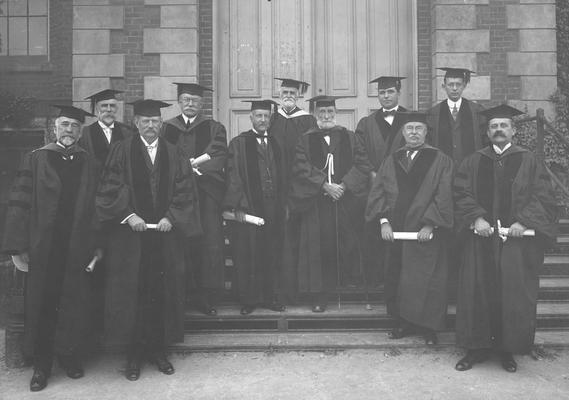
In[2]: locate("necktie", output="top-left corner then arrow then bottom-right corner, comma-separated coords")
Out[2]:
259,137 -> 267,150
185,119 -> 191,129
451,104 -> 458,121
383,110 -> 396,117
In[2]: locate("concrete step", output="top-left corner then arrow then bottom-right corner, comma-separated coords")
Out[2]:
172,330 -> 569,352
184,302 -> 569,333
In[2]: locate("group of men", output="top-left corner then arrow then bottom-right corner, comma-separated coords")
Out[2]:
1,67 -> 558,392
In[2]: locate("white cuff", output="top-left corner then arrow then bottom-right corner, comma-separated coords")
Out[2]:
380,218 -> 389,225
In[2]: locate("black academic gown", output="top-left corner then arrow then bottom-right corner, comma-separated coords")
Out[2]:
366,145 -> 454,330
270,107 -> 318,300
223,130 -> 286,305
79,121 -> 134,177
96,135 -> 201,347
453,145 -> 558,353
2,143 -> 99,362
288,126 -> 369,294
163,114 -> 227,291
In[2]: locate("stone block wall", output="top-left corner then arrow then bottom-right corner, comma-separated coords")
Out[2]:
430,0 -> 557,117
72,0 -> 200,123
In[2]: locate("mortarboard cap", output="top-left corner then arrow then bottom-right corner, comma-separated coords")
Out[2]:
369,76 -> 406,91
85,89 -> 123,112
306,95 -> 340,108
397,111 -> 428,125
242,99 -> 278,112
438,67 -> 475,84
129,99 -> 171,117
479,104 -> 524,121
52,104 -> 94,124
173,82 -> 213,98
274,78 -> 310,95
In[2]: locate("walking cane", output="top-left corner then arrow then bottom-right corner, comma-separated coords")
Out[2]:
325,152 -> 341,310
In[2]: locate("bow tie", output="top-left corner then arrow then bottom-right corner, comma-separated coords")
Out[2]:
382,110 -> 396,117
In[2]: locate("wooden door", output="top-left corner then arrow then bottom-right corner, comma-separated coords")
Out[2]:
217,0 -> 416,140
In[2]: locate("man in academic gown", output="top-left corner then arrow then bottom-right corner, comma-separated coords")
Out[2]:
453,104 -> 558,373
355,76 -> 409,289
162,82 -> 227,316
426,67 -> 486,165
96,99 -> 201,381
79,88 -> 134,338
365,111 -> 454,345
2,105 -> 100,392
224,99 -> 287,315
79,89 -> 134,177
289,96 -> 370,312
270,78 -> 318,302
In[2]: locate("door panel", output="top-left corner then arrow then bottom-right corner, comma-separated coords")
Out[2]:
217,0 -> 415,139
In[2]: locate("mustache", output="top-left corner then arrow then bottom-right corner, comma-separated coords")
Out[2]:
492,131 -> 506,137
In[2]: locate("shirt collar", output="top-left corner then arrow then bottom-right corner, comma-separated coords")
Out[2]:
383,106 -> 399,113
252,128 -> 267,136
98,120 -> 115,130
447,98 -> 462,110
140,135 -> 158,148
182,114 -> 197,125
493,142 -> 512,155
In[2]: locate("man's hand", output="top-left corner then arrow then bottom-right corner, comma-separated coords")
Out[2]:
156,217 -> 173,232
12,252 -> 30,272
508,221 -> 527,238
474,217 -> 493,237
417,225 -> 434,242
127,214 -> 147,232
323,182 -> 345,201
189,157 -> 197,168
381,222 -> 394,242
234,210 -> 246,223
93,248 -> 104,261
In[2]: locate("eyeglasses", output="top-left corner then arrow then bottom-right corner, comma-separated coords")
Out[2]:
138,117 -> 162,126
179,97 -> 202,105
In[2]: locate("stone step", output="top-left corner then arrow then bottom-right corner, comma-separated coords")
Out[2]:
172,330 -> 569,352
183,302 -> 569,333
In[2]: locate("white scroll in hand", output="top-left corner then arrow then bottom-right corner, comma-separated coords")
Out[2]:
11,254 -> 29,272
392,232 -> 434,241
191,153 -> 211,176
222,211 -> 265,226
146,223 -> 158,230
85,253 -> 102,273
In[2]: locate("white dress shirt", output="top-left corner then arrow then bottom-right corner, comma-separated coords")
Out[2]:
493,142 -> 512,155
252,128 -> 268,145
98,121 -> 115,144
182,114 -> 197,126
446,98 -> 463,115
140,136 -> 158,164
382,106 -> 399,125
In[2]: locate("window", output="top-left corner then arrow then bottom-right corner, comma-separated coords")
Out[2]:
0,0 -> 48,56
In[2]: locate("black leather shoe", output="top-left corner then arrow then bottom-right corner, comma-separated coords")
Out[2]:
388,325 -> 415,339
125,358 -> 141,381
205,307 -> 217,316
311,305 -> 326,313
265,302 -> 286,312
58,355 -> 84,379
30,369 -> 49,392
501,352 -> 517,373
240,305 -> 256,315
455,349 -> 490,371
150,354 -> 175,375
424,331 -> 438,346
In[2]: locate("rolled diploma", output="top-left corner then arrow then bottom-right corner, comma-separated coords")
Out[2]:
222,211 -> 265,226
498,227 -> 535,237
193,153 -> 211,167
11,254 -> 29,272
393,232 -> 433,241
146,224 -> 158,230
85,255 -> 100,272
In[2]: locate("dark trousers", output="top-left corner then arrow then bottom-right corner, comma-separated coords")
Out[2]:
129,232 -> 165,359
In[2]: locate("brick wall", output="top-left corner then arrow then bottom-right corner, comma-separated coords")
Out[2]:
199,0 -> 214,118
417,0 -> 433,111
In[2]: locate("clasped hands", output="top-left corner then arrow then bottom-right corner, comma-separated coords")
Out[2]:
473,217 -> 526,238
127,214 -> 172,232
323,182 -> 346,201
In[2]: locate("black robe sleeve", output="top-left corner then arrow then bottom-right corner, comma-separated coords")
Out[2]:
223,137 -> 250,212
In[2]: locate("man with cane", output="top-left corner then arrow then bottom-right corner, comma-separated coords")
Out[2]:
289,96 -> 370,312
